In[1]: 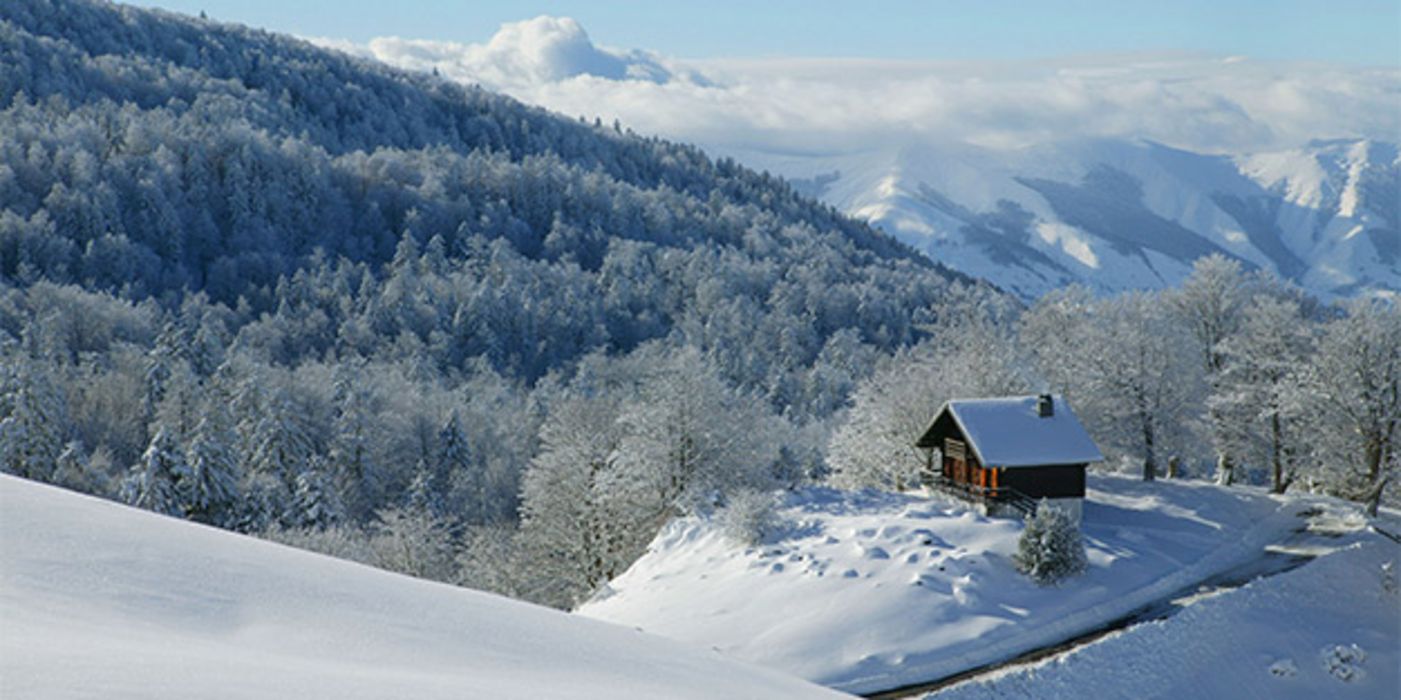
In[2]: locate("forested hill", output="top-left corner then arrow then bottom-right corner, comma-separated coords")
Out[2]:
0,0 -> 990,592
0,0 -> 942,300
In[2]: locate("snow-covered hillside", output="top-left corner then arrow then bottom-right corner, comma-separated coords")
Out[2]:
578,474 -> 1388,695
0,475 -> 842,699
737,138 -> 1400,300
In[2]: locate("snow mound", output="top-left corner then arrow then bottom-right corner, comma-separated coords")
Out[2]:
0,475 -> 841,699
578,474 -> 1315,693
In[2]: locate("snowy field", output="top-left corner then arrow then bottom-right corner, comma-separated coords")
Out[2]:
579,474 -> 1373,694
0,475 -> 842,699
932,536 -> 1399,699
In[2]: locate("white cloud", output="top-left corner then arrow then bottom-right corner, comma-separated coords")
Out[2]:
313,17 -> 1400,157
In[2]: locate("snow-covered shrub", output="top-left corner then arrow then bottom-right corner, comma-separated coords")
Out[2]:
261,523 -> 375,566
1013,501 -> 1088,585
720,489 -> 782,546
369,507 -> 459,582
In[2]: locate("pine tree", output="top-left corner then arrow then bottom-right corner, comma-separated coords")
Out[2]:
328,366 -> 380,522
184,401 -> 242,526
435,409 -> 475,519
1014,502 -> 1088,585
291,458 -> 344,529
247,386 -> 313,502
127,425 -> 188,517
406,458 -> 441,514
0,360 -> 68,481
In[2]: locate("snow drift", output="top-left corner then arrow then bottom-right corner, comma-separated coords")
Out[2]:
0,475 -> 842,699
579,474 -> 1321,693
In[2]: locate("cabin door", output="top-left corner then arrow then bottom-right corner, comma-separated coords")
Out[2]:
943,438 -> 967,484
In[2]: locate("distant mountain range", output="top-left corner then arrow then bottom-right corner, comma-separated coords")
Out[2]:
734,138 -> 1399,300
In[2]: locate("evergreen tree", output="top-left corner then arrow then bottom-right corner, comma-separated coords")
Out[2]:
126,425 -> 188,517
328,366 -> 380,522
291,458 -> 344,529
435,409 -> 475,519
184,402 -> 242,526
1014,502 -> 1088,585
0,360 -> 69,482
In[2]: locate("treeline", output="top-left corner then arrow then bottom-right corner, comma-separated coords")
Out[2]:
0,271 -> 905,607
831,255 -> 1400,516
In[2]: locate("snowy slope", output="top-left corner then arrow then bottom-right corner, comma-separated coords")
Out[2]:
933,536 -> 1400,699
0,475 -> 844,699
578,474 -> 1327,694
736,138 -> 1400,300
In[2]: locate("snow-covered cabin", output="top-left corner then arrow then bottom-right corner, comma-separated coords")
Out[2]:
915,394 -> 1102,522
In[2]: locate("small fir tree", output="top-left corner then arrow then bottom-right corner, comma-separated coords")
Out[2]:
1014,501 -> 1088,585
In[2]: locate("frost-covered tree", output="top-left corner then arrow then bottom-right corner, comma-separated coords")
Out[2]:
1026,291 -> 1198,480
614,347 -> 783,518
1169,254 -> 1249,375
369,507 -> 457,581
51,440 -> 106,493
184,400 -> 242,526
432,410 -> 473,518
125,425 -> 188,517
1297,300 -> 1401,514
405,459 -> 442,514
1209,297 -> 1313,492
0,359 -> 69,481
291,458 -> 344,529
519,392 -> 635,605
1168,255 -> 1250,482
246,386 -> 314,512
1014,502 -> 1088,585
328,367 -> 380,522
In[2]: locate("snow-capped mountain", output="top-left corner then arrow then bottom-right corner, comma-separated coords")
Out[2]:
732,138 -> 1399,300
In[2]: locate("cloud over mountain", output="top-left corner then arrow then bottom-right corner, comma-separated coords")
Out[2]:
327,16 -> 679,92
318,17 -> 1400,157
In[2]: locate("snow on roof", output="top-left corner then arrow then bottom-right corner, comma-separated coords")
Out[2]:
942,395 -> 1103,468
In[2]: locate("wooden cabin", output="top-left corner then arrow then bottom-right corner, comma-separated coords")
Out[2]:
915,394 -> 1102,521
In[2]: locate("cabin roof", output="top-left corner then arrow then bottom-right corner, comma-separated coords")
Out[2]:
916,395 -> 1104,468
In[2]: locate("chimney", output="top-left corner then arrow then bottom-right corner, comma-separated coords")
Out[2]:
1037,394 -> 1054,418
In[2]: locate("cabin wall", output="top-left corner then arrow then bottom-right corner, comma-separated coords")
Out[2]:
998,465 -> 1086,499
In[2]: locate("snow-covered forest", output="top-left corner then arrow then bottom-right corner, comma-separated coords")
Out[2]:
1,0 -> 1398,612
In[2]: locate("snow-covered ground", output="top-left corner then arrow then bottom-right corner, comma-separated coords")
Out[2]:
0,475 -> 843,699
932,534 -> 1399,699
579,474 -> 1362,694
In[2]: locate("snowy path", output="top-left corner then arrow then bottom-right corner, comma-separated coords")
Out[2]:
925,510 -> 1398,699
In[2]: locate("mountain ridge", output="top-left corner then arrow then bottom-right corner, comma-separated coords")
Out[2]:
735,136 -> 1399,300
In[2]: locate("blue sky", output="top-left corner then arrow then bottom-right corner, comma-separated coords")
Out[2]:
129,0 -> 1399,65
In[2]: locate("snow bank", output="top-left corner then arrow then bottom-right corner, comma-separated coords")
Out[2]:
579,474 -> 1312,693
933,539 -> 1399,699
0,476 -> 842,699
